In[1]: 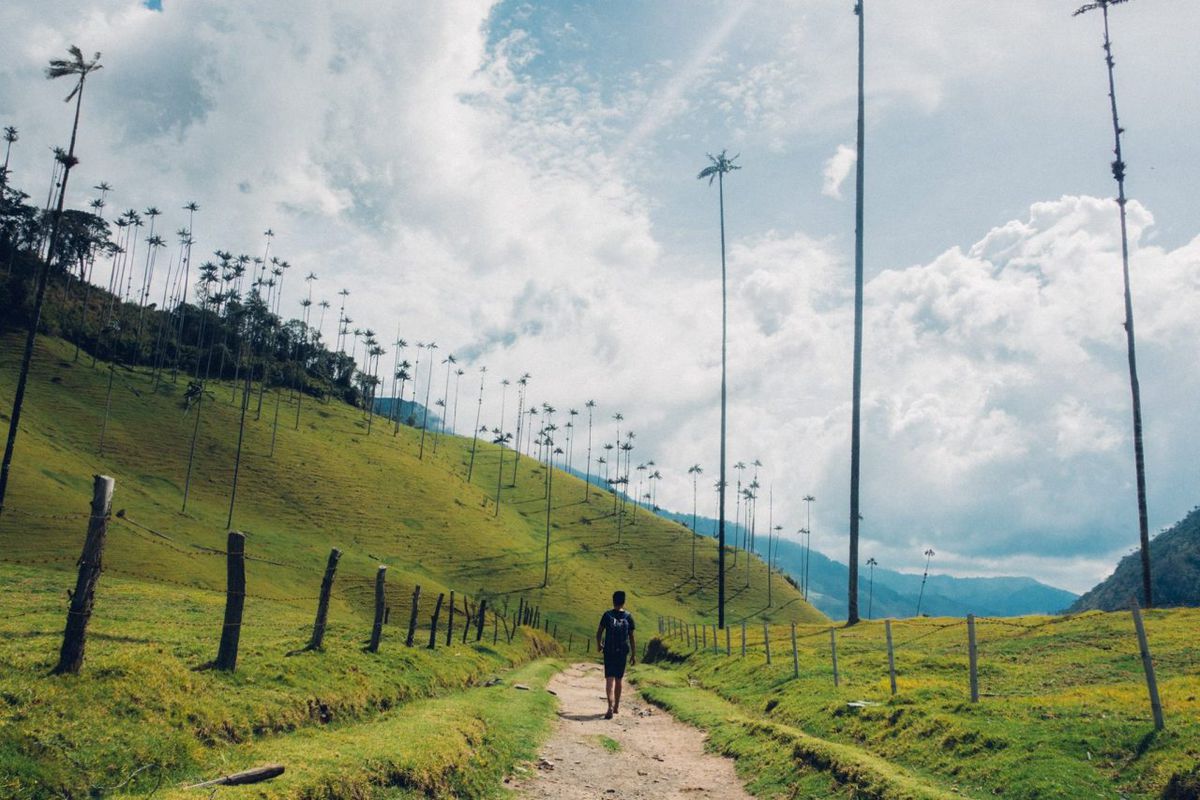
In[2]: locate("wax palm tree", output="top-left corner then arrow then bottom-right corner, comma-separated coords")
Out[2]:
451,367 -> 465,432
866,557 -> 878,619
803,494 -> 815,600
418,342 -> 438,458
687,464 -> 703,576
542,427 -> 558,588
583,399 -> 596,500
914,548 -> 935,617
846,0 -> 868,625
565,408 -> 579,470
434,353 -> 456,451
493,428 -> 512,516
610,412 -> 624,512
1074,0 -> 1153,607
602,443 -> 614,486
510,373 -> 531,484
1,46 -> 102,515
698,149 -> 739,629
1,126 -> 16,186
731,461 -> 746,567
466,366 -> 488,480
392,362 -> 412,435
388,334 -> 406,430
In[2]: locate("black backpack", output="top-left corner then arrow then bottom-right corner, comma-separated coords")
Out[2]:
604,610 -> 631,652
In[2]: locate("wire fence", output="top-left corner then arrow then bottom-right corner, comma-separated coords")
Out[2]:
656,601 -> 1195,731
0,483 -> 587,676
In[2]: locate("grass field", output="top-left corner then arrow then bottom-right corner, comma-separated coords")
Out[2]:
0,332 -> 822,798
637,611 -> 1200,799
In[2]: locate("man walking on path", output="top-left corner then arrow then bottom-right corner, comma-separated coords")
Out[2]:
596,590 -> 636,719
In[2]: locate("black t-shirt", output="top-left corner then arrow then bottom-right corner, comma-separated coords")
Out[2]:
600,609 -> 635,653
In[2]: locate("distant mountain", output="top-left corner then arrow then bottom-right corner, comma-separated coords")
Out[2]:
1070,505 -> 1200,612
372,397 -> 441,431
655,509 -> 1077,619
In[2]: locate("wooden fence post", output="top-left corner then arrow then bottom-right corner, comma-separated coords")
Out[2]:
1129,597 -> 1165,730
405,585 -> 421,647
384,606 -> 391,625
475,599 -> 488,642
763,621 -> 771,664
553,622 -> 558,639
967,614 -> 979,703
516,597 -> 524,627
53,475 -> 114,675
885,619 -> 897,695
791,623 -> 799,679
493,612 -> 499,644
366,565 -> 386,653
568,632 -> 573,651
830,629 -> 840,687
462,597 -> 474,644
215,531 -> 247,670
307,547 -> 341,651
725,624 -> 731,656
692,623 -> 698,650
712,625 -> 719,653
428,592 -> 445,649
446,590 -> 455,646
703,624 -> 708,651
741,620 -> 746,657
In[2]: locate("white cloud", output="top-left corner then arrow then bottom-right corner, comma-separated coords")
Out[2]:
820,144 -> 856,199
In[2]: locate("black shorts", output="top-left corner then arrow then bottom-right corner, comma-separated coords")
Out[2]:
603,648 -> 629,678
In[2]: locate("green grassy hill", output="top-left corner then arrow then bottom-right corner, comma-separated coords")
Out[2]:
0,332 -> 822,638
640,610 -> 1200,799
0,332 -> 822,796
1070,506 -> 1200,612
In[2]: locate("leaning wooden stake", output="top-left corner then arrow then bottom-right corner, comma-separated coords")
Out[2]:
476,598 -> 488,642
462,597 -> 474,644
366,565 -> 386,653
53,475 -> 114,675
307,548 -> 341,650
966,613 -> 979,703
791,623 -> 800,679
428,592 -> 445,649
830,628 -> 840,687
215,531 -> 246,671
885,619 -> 897,695
1130,596 -> 1165,730
405,585 -> 422,647
763,621 -> 771,664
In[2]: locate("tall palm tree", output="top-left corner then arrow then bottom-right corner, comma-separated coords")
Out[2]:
698,149 -> 739,629
392,362 -> 412,435
914,548 -> 935,618
418,342 -> 438,459
0,46 -> 102,515
687,464 -> 703,577
1,126 -> 16,186
803,494 -> 816,600
610,412 -> 624,512
847,0 -> 867,626
866,557 -> 878,619
451,367 -> 465,432
583,399 -> 596,500
466,366 -> 488,480
732,461 -> 746,567
492,428 -> 512,516
1074,0 -> 1152,608
434,353 -> 456,451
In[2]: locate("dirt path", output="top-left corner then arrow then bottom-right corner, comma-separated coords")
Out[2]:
511,662 -> 753,800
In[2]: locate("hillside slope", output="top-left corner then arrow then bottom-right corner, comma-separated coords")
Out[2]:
1070,505 -> 1200,611
0,333 -> 823,642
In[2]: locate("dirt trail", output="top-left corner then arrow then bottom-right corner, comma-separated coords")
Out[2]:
511,662 -> 753,800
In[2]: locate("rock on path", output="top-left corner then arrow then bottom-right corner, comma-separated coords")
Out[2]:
510,662 -> 753,799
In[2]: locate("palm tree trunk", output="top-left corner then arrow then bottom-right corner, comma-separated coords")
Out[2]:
847,0 -> 866,626
0,77 -> 88,515
1100,4 -> 1152,608
466,375 -> 484,481
717,169 -> 728,630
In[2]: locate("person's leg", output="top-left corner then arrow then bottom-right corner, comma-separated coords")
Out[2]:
605,676 -> 615,717
613,677 -> 623,713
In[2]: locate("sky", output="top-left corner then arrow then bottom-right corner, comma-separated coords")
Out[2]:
1,0 -> 1197,594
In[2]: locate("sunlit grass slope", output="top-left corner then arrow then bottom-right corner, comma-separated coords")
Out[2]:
0,333 -> 822,639
638,611 -> 1200,799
